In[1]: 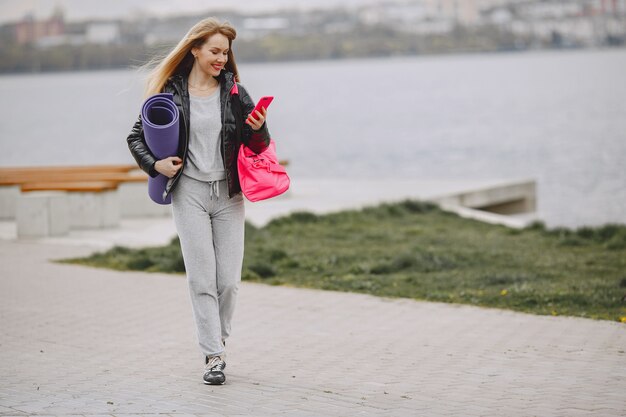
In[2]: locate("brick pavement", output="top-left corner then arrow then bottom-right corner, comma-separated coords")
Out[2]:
1,239 -> 625,416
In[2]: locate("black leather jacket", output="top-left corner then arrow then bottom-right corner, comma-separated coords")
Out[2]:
126,70 -> 271,200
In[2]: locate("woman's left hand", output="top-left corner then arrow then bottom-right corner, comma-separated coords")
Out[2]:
246,107 -> 267,131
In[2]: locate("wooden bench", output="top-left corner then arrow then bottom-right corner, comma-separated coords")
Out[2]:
1,167 -> 145,187
1,165 -> 152,221
18,180 -> 121,231
5,159 -> 293,230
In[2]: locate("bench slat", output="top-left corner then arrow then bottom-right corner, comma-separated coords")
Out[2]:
21,181 -> 118,193
0,164 -> 139,184
1,172 -> 147,186
0,164 -> 137,175
1,167 -> 146,186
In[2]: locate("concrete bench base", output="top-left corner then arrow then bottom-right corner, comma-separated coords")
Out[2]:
16,189 -> 121,237
0,185 -> 20,220
118,183 -> 171,218
68,190 -> 120,229
17,192 -> 70,238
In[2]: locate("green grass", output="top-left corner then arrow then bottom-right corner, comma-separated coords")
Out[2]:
60,200 -> 626,322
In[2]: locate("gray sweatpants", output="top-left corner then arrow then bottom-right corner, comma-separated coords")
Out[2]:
171,174 -> 245,359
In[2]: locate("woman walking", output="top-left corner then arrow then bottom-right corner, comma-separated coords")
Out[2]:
126,17 -> 271,385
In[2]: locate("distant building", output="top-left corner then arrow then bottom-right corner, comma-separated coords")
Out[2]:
239,17 -> 290,39
86,22 -> 121,44
10,7 -> 124,47
14,7 -> 65,45
143,19 -> 194,46
426,0 -> 481,25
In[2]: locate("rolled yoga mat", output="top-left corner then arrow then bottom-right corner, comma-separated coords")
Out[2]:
141,93 -> 180,204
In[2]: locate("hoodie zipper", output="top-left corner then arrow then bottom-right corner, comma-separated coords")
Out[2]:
221,79 -> 231,198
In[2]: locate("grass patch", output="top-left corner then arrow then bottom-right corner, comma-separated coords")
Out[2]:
59,236 -> 186,273
61,200 -> 626,322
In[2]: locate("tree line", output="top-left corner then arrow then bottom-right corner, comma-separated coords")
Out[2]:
0,24 -> 580,74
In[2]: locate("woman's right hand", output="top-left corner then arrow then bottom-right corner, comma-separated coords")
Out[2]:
155,156 -> 183,178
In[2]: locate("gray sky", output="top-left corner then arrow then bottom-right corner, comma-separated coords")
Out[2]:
0,0 -> 380,23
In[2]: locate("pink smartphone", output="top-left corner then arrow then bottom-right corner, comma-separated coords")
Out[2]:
248,96 -> 273,122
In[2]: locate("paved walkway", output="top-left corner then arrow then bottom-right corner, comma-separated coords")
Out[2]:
1,237 -> 625,417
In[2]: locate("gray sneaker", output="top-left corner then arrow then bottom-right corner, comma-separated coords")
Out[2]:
203,355 -> 226,385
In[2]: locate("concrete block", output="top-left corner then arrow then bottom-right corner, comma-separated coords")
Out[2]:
0,185 -> 20,220
460,181 -> 536,212
101,189 -> 121,228
118,182 -> 171,218
68,190 -> 120,229
438,203 -> 536,229
16,191 -> 69,238
433,180 -> 537,216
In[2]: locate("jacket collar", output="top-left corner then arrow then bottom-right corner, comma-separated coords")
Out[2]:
218,70 -> 235,90
169,70 -> 235,95
218,71 -> 236,97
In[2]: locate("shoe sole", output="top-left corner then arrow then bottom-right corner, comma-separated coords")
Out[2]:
203,378 -> 225,385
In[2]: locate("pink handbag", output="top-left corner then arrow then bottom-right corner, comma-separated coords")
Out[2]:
230,83 -> 290,201
237,139 -> 290,202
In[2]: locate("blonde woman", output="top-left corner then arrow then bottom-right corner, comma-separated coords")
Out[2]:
126,17 -> 271,385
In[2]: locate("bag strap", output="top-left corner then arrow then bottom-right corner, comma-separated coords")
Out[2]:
266,163 -> 287,173
230,83 -> 244,147
247,157 -> 287,173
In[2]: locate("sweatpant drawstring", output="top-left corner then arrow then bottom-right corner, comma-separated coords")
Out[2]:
208,181 -> 220,200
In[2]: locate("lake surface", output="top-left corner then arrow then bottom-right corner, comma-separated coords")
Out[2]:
1,49 -> 625,228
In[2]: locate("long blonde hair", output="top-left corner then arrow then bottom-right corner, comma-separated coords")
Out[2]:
144,17 -> 239,97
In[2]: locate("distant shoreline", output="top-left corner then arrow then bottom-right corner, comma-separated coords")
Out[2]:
1,45 -> 624,76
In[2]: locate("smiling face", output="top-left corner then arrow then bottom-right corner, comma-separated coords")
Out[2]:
191,33 -> 230,77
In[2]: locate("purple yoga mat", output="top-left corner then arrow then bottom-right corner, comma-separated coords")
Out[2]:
141,93 -> 180,205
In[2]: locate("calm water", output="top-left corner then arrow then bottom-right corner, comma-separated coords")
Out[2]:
1,49 -> 625,228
